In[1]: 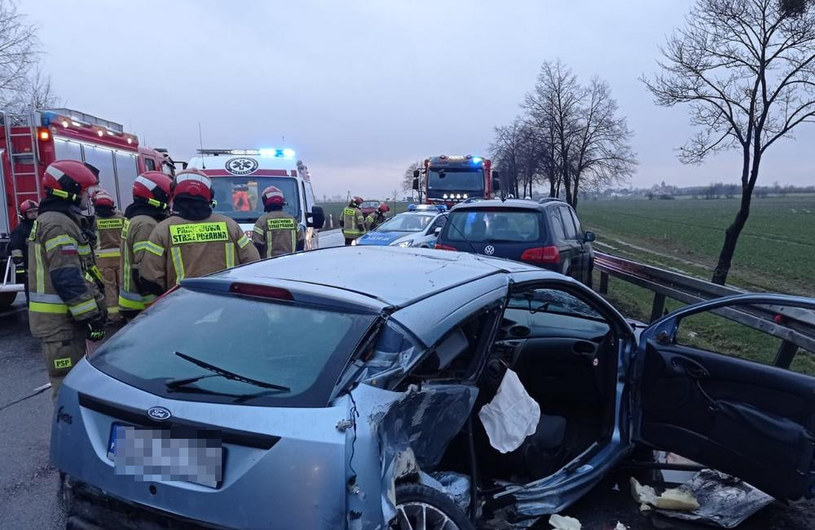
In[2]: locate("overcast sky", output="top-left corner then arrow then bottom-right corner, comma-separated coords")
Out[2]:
22,0 -> 815,198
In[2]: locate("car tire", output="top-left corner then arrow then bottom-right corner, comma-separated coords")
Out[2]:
390,483 -> 474,530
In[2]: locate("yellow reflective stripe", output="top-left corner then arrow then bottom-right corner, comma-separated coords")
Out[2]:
120,219 -> 130,240
44,235 -> 77,252
145,242 -> 165,256
29,301 -> 68,314
133,241 -> 151,253
171,247 -> 185,284
266,233 -> 273,258
10,249 -> 23,258
107,306 -> 119,314
237,234 -> 251,249
118,295 -> 145,310
34,244 -> 44,294
253,225 -> 264,235
291,230 -> 296,252
225,243 -> 235,268
77,244 -> 92,256
68,298 -> 98,317
96,249 -> 121,258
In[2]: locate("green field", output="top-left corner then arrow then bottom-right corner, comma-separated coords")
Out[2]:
579,195 -> 815,296
580,195 -> 815,375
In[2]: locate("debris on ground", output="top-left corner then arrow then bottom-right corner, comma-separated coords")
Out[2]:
653,469 -> 774,528
548,513 -> 582,529
630,477 -> 699,511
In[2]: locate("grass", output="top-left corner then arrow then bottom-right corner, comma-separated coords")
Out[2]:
582,195 -> 815,375
578,195 -> 815,296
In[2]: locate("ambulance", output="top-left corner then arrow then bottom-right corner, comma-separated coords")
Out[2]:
0,108 -> 174,310
185,149 -> 326,250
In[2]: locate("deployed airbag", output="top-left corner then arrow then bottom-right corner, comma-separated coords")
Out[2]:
478,368 -> 541,453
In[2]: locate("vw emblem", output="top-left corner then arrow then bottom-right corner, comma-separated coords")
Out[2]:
224,157 -> 259,175
484,245 -> 495,255
147,406 -> 172,421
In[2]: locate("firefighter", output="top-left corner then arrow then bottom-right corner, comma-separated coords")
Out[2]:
140,169 -> 259,294
8,199 -> 38,303
91,189 -> 125,324
118,171 -> 174,318
341,196 -> 366,245
365,203 -> 389,231
27,160 -> 106,398
252,186 -> 304,258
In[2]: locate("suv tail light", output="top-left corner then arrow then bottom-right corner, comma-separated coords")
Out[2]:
521,246 -> 560,264
434,243 -> 457,251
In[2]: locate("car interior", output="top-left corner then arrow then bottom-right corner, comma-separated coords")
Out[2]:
401,284 -> 621,490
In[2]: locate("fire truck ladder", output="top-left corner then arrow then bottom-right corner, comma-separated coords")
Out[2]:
2,111 -> 42,210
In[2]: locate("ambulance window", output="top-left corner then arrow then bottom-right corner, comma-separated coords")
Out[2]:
144,158 -> 156,171
54,138 -> 83,162
115,152 -> 138,207
84,146 -> 117,200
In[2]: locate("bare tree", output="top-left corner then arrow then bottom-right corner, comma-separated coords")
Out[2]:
401,161 -> 423,200
643,0 -> 815,284
0,0 -> 38,109
20,67 -> 59,109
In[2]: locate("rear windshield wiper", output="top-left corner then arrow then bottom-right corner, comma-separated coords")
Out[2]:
166,385 -> 280,404
167,351 -> 291,392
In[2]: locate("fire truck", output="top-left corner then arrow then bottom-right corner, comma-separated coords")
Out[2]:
186,149 -> 326,250
412,154 -> 501,207
0,108 -> 174,309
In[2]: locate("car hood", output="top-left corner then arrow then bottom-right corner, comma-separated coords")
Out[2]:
357,231 -> 416,246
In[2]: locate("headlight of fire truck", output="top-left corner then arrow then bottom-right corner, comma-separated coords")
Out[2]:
443,194 -> 449,199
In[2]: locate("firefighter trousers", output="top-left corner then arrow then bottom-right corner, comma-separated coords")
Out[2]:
98,259 -> 122,321
41,326 -> 87,401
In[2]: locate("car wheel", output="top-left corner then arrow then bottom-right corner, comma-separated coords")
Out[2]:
390,483 -> 474,530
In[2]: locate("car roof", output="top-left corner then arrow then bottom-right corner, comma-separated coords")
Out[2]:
448,199 -> 555,212
212,247 -> 535,305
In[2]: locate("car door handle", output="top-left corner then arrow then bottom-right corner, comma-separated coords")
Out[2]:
670,356 -> 710,379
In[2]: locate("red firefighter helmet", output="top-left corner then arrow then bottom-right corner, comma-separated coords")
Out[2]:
91,189 -> 115,208
352,196 -> 363,206
19,199 -> 39,216
261,186 -> 285,207
378,203 -> 389,213
174,169 -> 213,202
133,171 -> 173,209
41,160 -> 99,203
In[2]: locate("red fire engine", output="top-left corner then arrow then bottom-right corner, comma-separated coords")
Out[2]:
412,155 -> 501,207
0,108 -> 174,309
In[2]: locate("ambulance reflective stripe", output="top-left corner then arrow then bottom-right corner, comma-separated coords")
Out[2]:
144,242 -> 165,256
68,298 -> 98,317
96,248 -> 121,258
28,293 -> 68,314
96,218 -> 124,230
44,235 -> 78,252
168,222 -> 228,245
171,247 -> 185,284
225,243 -> 236,268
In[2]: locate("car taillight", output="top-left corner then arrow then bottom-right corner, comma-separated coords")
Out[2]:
521,246 -> 560,264
434,243 -> 457,251
229,283 -> 293,300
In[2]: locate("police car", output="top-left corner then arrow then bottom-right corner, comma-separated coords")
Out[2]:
354,207 -> 447,248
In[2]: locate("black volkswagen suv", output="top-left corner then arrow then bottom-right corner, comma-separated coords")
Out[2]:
434,199 -> 596,285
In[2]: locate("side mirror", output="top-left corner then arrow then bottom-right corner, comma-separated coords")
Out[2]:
308,206 -> 325,229
492,177 -> 501,192
584,231 -> 596,243
412,177 -> 419,191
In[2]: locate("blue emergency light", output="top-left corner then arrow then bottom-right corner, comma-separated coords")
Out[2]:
472,157 -> 483,164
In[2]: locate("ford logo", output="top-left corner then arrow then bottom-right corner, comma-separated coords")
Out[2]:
147,406 -> 172,421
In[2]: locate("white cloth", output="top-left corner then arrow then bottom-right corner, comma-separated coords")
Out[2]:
477,368 -> 541,453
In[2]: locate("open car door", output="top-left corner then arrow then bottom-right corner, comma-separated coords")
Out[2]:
633,294 -> 815,500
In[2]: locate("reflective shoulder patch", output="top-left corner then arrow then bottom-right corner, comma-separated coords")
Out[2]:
169,222 -> 229,245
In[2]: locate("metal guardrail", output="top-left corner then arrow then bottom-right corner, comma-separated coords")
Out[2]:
594,251 -> 815,368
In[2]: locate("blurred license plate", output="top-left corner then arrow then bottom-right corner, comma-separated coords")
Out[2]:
107,423 -> 223,488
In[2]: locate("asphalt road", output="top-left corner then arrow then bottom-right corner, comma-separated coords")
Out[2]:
0,295 -> 813,530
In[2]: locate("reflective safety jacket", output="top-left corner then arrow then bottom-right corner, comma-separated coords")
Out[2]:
27,211 -> 104,338
118,215 -> 160,312
140,213 -> 260,292
342,206 -> 366,238
365,211 -> 385,232
252,211 -> 304,258
9,219 -> 34,271
94,211 -> 125,266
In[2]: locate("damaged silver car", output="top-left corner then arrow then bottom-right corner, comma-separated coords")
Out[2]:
51,246 -> 815,529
